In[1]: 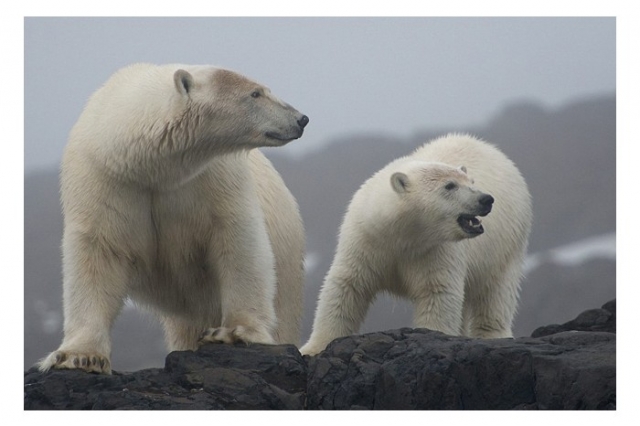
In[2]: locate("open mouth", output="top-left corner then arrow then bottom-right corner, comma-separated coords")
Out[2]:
457,214 -> 484,235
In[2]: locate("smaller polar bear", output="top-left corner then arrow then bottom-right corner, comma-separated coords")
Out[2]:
38,63 -> 309,374
301,134 -> 532,356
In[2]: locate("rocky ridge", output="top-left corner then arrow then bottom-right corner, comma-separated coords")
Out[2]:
24,300 -> 615,410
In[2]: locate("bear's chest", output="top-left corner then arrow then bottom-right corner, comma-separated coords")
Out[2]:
147,187 -> 217,264
130,165 -> 254,287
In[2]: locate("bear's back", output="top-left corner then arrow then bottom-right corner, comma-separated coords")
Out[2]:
412,133 -> 531,216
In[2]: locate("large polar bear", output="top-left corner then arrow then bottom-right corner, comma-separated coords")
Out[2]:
38,63 -> 309,374
301,134 -> 532,356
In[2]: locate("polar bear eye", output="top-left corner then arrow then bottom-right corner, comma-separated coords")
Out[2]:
251,90 -> 261,98
445,182 -> 457,191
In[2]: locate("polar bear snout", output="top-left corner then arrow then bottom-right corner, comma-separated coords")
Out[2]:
477,193 -> 494,216
290,113 -> 310,138
298,114 -> 310,129
457,193 -> 494,236
264,111 -> 309,144
291,113 -> 310,138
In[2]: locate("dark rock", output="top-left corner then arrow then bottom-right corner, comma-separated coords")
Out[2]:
306,329 -> 614,409
532,299 -> 616,337
25,300 -> 615,410
24,343 -> 307,410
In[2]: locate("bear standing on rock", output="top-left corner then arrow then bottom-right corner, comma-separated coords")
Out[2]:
38,63 -> 309,374
301,134 -> 532,356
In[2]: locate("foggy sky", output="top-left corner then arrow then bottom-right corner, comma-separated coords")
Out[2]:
24,17 -> 615,171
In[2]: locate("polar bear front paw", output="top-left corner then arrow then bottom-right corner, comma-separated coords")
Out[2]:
198,325 -> 274,346
299,341 -> 326,356
38,350 -> 111,375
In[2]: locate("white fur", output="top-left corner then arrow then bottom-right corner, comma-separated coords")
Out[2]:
38,63 -> 307,373
301,134 -> 532,356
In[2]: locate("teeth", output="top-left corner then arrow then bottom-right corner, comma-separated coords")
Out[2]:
467,217 -> 482,228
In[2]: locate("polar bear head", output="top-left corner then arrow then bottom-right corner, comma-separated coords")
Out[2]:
173,66 -> 309,150
390,161 -> 494,242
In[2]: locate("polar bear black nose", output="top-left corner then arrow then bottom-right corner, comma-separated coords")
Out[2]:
297,115 -> 309,129
479,194 -> 495,206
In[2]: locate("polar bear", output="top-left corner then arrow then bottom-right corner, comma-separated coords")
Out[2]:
38,63 -> 309,374
301,134 -> 532,356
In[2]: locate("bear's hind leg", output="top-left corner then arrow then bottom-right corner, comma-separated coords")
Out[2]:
162,317 -> 206,351
198,324 -> 273,346
465,263 -> 522,339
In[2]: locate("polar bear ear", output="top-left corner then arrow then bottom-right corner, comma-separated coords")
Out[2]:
391,172 -> 410,193
459,165 -> 467,174
174,69 -> 194,96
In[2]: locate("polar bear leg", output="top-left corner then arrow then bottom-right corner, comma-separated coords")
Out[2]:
406,261 -> 466,336
300,265 -> 378,356
213,268 -> 277,345
163,317 -> 207,351
37,234 -> 128,374
460,302 -> 473,337
465,262 -> 522,338
249,150 -> 305,346
198,325 -> 273,346
411,289 -> 464,336
205,207 -> 278,345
